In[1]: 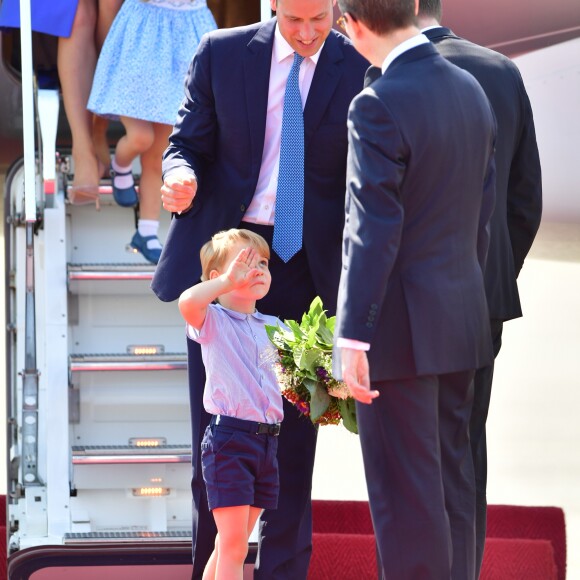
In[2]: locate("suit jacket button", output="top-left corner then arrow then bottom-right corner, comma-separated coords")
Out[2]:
366,322 -> 373,328
370,304 -> 378,311
240,204 -> 246,212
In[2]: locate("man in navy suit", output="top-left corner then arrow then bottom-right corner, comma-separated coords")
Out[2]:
334,0 -> 496,577
152,1 -> 368,577
362,10 -> 543,574
416,2 -> 543,575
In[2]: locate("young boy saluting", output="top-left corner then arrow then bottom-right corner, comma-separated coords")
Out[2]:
178,228 -> 283,580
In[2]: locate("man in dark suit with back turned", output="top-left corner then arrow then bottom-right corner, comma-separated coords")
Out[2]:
416,2 -> 543,575
334,0 -> 496,577
151,1 -> 368,577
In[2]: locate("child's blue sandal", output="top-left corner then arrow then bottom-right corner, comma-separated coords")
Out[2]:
111,168 -> 139,207
128,231 -> 162,265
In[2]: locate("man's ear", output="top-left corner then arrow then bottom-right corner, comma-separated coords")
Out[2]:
270,0 -> 277,13
348,15 -> 364,41
414,0 -> 419,16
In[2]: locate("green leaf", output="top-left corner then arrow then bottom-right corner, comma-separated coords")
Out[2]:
316,323 -> 334,347
265,324 -> 279,342
296,348 -> 320,376
286,319 -> 305,340
308,297 -> 324,318
338,398 -> 358,434
306,324 -> 319,348
264,324 -> 291,352
326,316 -> 336,333
303,378 -> 330,422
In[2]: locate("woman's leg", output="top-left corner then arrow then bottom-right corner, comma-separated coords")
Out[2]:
57,0 -> 100,190
92,0 -> 124,168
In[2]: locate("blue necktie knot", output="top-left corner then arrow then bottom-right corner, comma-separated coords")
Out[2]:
272,52 -> 305,263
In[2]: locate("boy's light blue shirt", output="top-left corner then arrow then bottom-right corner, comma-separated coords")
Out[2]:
187,303 -> 284,424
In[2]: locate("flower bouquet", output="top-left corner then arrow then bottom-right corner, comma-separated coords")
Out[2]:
265,297 -> 358,434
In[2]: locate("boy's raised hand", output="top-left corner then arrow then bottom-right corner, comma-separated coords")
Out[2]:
224,248 -> 263,289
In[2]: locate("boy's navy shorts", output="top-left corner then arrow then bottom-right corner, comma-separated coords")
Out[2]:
201,415 -> 280,511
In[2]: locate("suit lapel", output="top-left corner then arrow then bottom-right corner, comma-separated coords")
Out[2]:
243,19 -> 276,173
304,32 -> 344,148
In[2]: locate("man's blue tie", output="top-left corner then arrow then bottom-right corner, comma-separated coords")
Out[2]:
273,52 -> 305,263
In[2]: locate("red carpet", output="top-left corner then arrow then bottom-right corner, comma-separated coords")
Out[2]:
486,505 -> 566,580
309,500 -> 566,580
310,532 -> 377,580
481,538 -> 557,580
1,497 -> 566,580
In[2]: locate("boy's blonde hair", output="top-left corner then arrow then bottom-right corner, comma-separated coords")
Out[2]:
200,229 -> 270,281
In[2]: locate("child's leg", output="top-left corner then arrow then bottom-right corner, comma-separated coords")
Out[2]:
202,507 -> 260,580
202,535 -> 219,580
110,116 -> 154,209
247,506 -> 262,538
137,122 -> 171,221
115,116 -> 155,173
212,505 -> 254,580
95,0 -> 124,49
125,122 -> 171,262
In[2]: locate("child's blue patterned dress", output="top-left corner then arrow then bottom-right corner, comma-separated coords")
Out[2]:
88,0 -> 216,125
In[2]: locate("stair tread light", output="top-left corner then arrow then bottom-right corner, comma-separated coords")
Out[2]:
132,487 -> 170,497
129,437 -> 167,447
127,345 -> 165,356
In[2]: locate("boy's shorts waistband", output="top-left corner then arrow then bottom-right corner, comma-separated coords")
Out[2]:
211,414 -> 281,436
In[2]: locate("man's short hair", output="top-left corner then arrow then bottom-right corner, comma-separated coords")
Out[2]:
418,0 -> 442,21
337,0 -> 416,35
200,228 -> 270,281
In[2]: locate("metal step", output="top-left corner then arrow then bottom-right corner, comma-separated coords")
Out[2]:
69,263 -> 156,280
68,262 -> 157,294
66,182 -> 141,205
72,445 -> 192,465
70,353 -> 187,372
64,531 -> 192,544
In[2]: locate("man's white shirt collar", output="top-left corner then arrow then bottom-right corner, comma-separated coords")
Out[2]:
381,33 -> 429,74
274,24 -> 324,65
420,25 -> 443,33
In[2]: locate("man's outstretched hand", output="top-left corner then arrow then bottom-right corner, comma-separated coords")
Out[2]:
341,348 -> 379,404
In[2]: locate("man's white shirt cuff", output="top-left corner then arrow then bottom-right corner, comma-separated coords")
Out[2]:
337,338 -> 371,351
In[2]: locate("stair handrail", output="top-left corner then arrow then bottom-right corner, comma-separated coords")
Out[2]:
19,0 -> 42,487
